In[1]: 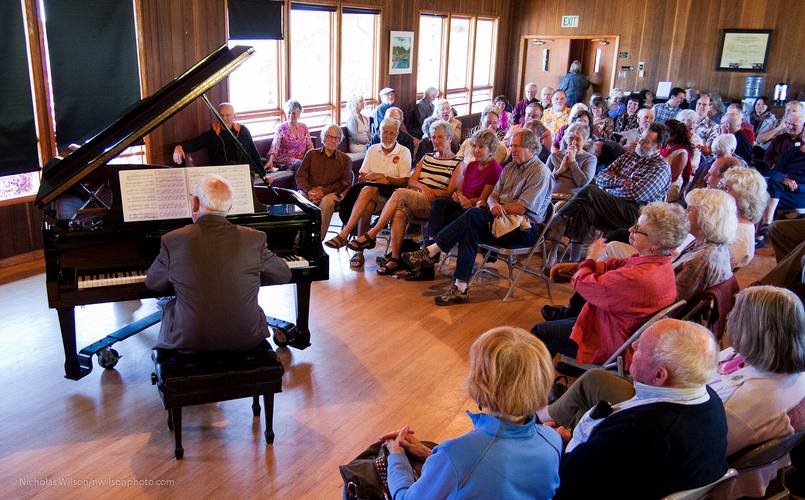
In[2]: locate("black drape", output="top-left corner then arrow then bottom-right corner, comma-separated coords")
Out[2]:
0,1 -> 40,176
228,0 -> 284,40
44,0 -> 140,150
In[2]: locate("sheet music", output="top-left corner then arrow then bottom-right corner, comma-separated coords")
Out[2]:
119,165 -> 255,222
183,164 -> 255,215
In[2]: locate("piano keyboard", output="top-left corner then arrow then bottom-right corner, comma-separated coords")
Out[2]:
77,255 -> 310,289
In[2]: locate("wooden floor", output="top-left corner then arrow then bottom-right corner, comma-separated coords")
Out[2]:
0,244 -> 774,499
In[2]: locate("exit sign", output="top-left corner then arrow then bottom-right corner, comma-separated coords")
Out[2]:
561,15 -> 579,28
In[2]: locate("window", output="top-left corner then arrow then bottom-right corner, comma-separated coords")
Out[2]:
290,7 -> 334,128
471,18 -> 496,113
594,48 -> 602,73
226,40 -> 281,138
0,173 -> 40,202
417,15 -> 445,93
340,10 -> 380,122
417,14 -> 498,117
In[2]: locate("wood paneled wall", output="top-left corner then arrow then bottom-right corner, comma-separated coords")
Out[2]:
0,202 -> 42,261
505,0 -> 805,102
135,0 -> 511,164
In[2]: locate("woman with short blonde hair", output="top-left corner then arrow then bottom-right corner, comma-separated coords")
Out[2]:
673,188 -> 736,300
721,167 -> 769,267
382,327 -> 561,498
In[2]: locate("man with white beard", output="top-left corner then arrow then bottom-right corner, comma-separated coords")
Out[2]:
545,123 -> 671,266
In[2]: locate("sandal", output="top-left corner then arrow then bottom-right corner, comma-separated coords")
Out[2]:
349,252 -> 365,268
347,233 -> 376,251
377,258 -> 404,275
324,234 -> 348,249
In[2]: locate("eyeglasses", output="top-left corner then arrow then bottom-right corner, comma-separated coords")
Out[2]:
324,134 -> 340,141
630,224 -> 649,237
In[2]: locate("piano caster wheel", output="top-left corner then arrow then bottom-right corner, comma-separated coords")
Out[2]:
97,348 -> 120,369
272,328 -> 289,348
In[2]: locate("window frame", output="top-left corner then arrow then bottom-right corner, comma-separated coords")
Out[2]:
416,12 -> 499,116
226,3 -> 383,138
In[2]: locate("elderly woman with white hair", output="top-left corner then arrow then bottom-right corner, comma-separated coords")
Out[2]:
541,286 -> 805,499
344,94 -> 371,155
345,119 -> 462,274
266,99 -> 314,172
607,88 -> 626,119
673,188 -> 736,301
533,202 -> 687,366
548,122 -> 596,195
720,167 -> 768,268
551,104 -> 591,152
422,99 -> 462,147
379,326 -> 561,498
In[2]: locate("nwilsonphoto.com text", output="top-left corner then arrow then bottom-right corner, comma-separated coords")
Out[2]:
18,477 -> 175,488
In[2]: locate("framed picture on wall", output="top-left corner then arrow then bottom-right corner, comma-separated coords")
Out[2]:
389,31 -> 414,75
715,29 -> 773,72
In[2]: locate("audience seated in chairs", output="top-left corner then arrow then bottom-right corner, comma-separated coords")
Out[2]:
761,126 -> 805,228
541,287 -> 805,499
551,319 -> 728,499
266,99 -> 314,175
427,128 -> 503,250
542,89 -> 570,136
590,95 -> 614,140
324,118 -> 411,268
503,102 -> 552,155
345,120 -> 462,275
613,94 -> 640,133
720,167 -> 768,269
492,94 -> 511,132
295,124 -> 353,239
457,106 -> 508,165
533,202 -> 687,367
618,107 -> 655,148
551,105 -> 590,152
687,134 -> 745,196
421,98 -> 462,149
367,106 -> 416,158
661,119 -> 694,202
547,123 -> 596,196
344,94 -> 372,157
756,100 -> 805,149
402,128 -> 553,305
380,326 -> 561,499
511,81 -> 539,126
672,188 -> 736,301
409,86 -> 438,139
720,111 -> 753,165
764,111 -> 804,170
545,123 -> 671,265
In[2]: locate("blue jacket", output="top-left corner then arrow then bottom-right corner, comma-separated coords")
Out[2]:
558,72 -> 590,106
387,411 -> 562,499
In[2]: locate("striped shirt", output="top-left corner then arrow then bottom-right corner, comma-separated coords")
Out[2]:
595,150 -> 671,204
419,154 -> 462,190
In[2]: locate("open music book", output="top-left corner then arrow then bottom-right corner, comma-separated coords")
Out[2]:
119,164 -> 255,222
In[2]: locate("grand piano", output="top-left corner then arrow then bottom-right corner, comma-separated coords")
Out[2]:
35,45 -> 328,381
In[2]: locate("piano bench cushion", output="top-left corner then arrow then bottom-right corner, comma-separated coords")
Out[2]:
152,341 -> 284,408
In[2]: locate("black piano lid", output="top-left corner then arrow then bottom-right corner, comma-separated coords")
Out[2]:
35,44 -> 254,208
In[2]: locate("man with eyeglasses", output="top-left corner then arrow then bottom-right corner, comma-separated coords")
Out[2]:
295,123 -> 353,238
545,123 -> 671,266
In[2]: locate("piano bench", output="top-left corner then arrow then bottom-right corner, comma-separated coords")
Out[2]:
150,340 -> 284,460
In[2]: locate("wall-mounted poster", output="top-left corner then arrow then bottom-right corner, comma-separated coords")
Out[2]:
389,31 -> 414,75
716,29 -> 772,72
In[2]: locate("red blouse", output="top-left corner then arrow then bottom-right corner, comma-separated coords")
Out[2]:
569,254 -> 677,368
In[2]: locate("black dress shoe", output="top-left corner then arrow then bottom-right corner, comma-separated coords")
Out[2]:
541,304 -> 572,321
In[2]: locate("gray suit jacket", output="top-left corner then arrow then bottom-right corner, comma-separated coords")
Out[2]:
145,215 -> 292,350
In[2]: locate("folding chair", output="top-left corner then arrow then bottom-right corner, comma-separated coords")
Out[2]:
660,468 -> 738,500
469,202 -> 555,302
680,276 -> 739,340
727,432 -> 805,500
555,300 -> 687,377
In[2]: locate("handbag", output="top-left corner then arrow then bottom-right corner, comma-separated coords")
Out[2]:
339,440 -> 437,500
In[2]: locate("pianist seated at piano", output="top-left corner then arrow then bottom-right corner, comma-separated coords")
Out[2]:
145,175 -> 292,350
171,102 -> 262,170
295,124 -> 353,239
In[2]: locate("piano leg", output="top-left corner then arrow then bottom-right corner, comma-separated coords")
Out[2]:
57,307 -> 87,380
289,282 -> 311,349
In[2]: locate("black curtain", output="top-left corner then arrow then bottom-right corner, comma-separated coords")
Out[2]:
44,0 -> 140,150
0,1 -> 40,176
229,0 -> 284,40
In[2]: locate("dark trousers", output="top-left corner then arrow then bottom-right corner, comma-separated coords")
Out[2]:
434,207 -> 538,282
768,172 -> 805,211
427,198 -> 466,243
531,318 -> 578,358
558,184 -> 641,241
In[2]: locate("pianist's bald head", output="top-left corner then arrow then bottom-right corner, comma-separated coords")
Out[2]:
192,174 -> 232,221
